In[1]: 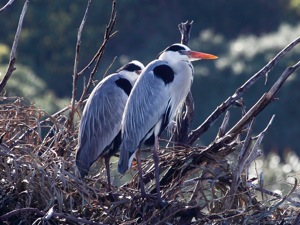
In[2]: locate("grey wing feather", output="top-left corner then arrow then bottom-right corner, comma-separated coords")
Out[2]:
76,75 -> 128,177
118,63 -> 171,174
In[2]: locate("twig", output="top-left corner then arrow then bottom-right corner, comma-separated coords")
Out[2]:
202,60 -> 300,154
225,118 -> 255,209
0,0 -> 16,13
226,62 -> 300,136
0,0 -> 29,93
216,111 -> 230,138
0,207 -> 106,225
187,36 -> 300,145
103,56 -> 117,78
292,211 -> 300,225
225,115 -> 273,209
67,0 -> 92,129
68,0 -> 117,129
154,59 -> 300,197
248,182 -> 300,206
77,1 -> 117,77
173,20 -> 195,144
256,178 -> 297,220
68,0 -> 117,127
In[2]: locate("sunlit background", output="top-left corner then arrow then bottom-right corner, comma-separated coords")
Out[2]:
1,0 -> 300,192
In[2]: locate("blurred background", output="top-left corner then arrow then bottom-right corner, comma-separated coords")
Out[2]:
1,0 -> 300,185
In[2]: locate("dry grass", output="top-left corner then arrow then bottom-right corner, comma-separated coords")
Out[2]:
1,2 -> 300,223
0,96 -> 300,225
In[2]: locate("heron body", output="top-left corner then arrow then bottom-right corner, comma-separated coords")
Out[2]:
75,60 -> 144,190
118,43 -> 217,203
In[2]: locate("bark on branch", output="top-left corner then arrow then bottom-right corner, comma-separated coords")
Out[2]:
173,20 -> 195,144
0,0 -> 29,93
187,36 -> 300,145
0,0 -> 16,13
0,207 -> 107,225
66,0 -> 117,129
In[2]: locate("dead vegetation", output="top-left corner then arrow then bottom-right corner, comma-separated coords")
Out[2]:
1,1 -> 300,224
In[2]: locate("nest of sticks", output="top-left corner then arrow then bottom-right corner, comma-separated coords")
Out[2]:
0,82 -> 300,225
1,1 -> 300,224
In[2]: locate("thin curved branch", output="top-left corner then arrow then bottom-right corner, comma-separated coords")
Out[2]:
226,60 -> 300,136
67,0 -> 93,128
67,0 -> 117,129
203,60 -> 300,153
187,36 -> 300,145
0,0 -> 16,13
0,207 -> 107,225
0,0 -> 29,93
77,1 -> 117,77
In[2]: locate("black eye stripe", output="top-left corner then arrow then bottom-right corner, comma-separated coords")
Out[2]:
117,63 -> 142,72
165,45 -> 185,52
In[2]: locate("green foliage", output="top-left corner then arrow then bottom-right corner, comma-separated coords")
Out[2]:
0,44 -> 9,63
290,0 -> 300,11
0,64 -> 69,114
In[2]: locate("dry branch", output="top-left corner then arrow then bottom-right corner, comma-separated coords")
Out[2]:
187,36 -> 300,145
199,57 -> 299,154
134,37 -> 300,216
0,0 -> 16,13
68,0 -> 93,129
1,3 -> 300,223
0,0 -> 29,93
173,20 -> 195,144
67,0 -> 117,129
0,207 -> 107,225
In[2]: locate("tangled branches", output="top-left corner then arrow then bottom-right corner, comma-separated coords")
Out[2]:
1,1 -> 300,224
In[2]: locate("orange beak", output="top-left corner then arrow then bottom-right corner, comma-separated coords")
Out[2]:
181,50 -> 218,61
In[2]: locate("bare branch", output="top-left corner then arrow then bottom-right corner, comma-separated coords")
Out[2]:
77,1 -> 117,77
173,20 -> 195,144
179,20 -> 193,45
76,1 -> 117,110
226,61 -> 300,136
225,118 -> 255,209
103,56 -> 117,79
67,0 -> 93,129
292,211 -> 300,225
0,0 -> 16,13
216,111 -> 230,138
0,0 -> 29,93
202,60 -> 300,154
187,36 -> 300,145
0,207 -> 107,225
66,0 -> 117,129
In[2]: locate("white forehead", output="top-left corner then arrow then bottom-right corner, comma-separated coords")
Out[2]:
158,43 -> 190,61
129,60 -> 145,70
171,43 -> 190,50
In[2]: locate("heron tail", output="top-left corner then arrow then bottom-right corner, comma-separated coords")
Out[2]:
118,139 -> 136,174
75,154 -> 89,178
118,145 -> 129,174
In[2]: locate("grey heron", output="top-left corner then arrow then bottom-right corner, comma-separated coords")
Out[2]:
75,60 -> 144,191
118,43 -> 217,204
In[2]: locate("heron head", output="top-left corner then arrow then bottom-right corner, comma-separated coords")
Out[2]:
117,60 -> 144,74
158,43 -> 218,62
